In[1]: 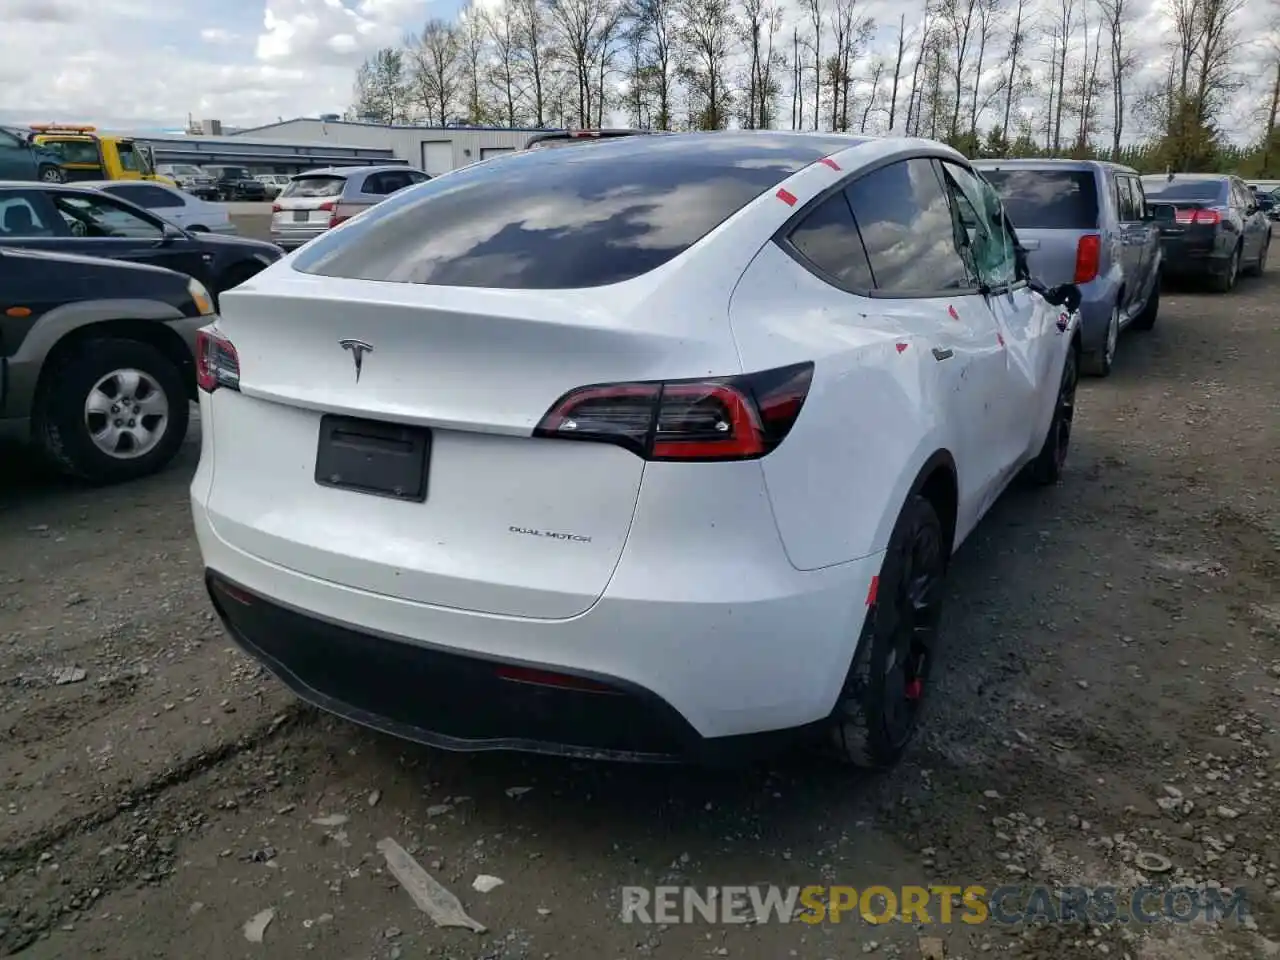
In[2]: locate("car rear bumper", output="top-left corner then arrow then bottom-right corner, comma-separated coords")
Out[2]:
270,225 -> 329,250
192,482 -> 880,760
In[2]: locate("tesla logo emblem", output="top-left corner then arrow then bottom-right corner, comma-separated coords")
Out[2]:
339,339 -> 373,381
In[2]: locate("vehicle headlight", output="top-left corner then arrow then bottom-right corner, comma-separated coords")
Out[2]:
188,277 -> 215,316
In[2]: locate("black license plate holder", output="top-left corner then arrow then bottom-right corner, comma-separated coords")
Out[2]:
315,415 -> 430,502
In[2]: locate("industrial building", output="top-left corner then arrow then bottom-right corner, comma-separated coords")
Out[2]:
126,130 -> 403,175
230,118 -> 550,176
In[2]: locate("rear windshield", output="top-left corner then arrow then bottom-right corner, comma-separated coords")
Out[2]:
293,132 -> 865,289
977,169 -> 1099,229
280,176 -> 345,198
1142,179 -> 1226,202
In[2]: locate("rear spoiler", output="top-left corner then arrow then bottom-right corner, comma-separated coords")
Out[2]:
525,129 -> 655,149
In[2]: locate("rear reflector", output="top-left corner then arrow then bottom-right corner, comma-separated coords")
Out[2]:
195,327 -> 241,393
534,362 -> 814,462
1074,233 -> 1101,284
270,202 -> 281,214
494,665 -> 620,693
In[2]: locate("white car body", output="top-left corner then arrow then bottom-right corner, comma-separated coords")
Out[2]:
256,174 -> 292,198
77,180 -> 237,235
190,132 -> 1079,763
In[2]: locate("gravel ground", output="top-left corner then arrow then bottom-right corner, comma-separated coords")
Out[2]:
0,240 -> 1277,960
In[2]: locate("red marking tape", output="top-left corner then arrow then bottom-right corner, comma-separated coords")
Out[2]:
948,305 -> 960,321
776,188 -> 797,206
865,575 -> 879,607
895,342 -> 909,353
819,157 -> 841,171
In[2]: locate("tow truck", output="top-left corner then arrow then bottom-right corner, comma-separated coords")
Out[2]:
27,125 -> 176,186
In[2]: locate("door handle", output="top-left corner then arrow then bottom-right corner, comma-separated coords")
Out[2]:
932,347 -> 954,361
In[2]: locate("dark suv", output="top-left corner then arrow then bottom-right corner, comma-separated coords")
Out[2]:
973,159 -> 1162,377
0,246 -> 211,482
1141,173 -> 1271,292
203,165 -> 267,202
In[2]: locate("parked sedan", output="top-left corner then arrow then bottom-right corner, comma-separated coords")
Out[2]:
195,132 -> 1082,770
1141,173 -> 1271,292
973,159 -> 1161,377
76,180 -> 237,235
0,181 -> 282,301
270,165 -> 429,250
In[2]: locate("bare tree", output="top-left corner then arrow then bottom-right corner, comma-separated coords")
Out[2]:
625,0 -> 678,128
905,7 -> 936,134
510,0 -> 553,125
485,2 -> 524,126
1096,0 -> 1135,158
456,3 -> 489,123
546,0 -> 621,126
351,48 -> 411,123
1069,9 -> 1106,153
935,0 -> 978,141
888,13 -> 907,129
827,0 -> 874,130
791,27 -> 804,127
803,0 -> 824,128
968,0 -> 1002,135
860,58 -> 886,131
678,0 -> 738,128
1051,0 -> 1077,151
409,19 -> 462,124
1261,32 -> 1280,173
1000,0 -> 1028,143
739,0 -> 786,128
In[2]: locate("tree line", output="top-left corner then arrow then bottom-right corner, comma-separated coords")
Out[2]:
349,0 -> 1280,177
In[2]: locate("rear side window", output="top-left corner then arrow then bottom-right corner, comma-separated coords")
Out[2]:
785,191 -> 875,290
978,169 -> 1099,230
844,158 -> 972,293
1141,179 -> 1225,202
281,176 -> 346,199
293,133 -> 859,289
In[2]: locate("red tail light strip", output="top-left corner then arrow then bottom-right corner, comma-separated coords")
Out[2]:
533,362 -> 814,462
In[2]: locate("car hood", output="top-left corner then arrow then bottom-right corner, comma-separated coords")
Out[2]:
191,232 -> 283,259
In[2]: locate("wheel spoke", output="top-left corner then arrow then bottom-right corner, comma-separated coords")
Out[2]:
85,390 -> 114,415
115,370 -> 142,399
135,390 -> 169,416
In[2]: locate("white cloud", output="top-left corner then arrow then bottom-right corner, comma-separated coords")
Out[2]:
200,27 -> 238,43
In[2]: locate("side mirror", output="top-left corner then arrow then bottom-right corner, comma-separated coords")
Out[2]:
1149,203 -> 1176,223
160,222 -> 186,242
1028,277 -> 1082,312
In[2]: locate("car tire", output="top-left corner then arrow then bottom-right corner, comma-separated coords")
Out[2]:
1082,302 -> 1119,377
36,338 -> 190,485
1026,342 -> 1078,486
830,494 -> 948,769
1244,237 -> 1269,276
1211,246 -> 1240,293
38,164 -> 66,183
1131,282 -> 1160,332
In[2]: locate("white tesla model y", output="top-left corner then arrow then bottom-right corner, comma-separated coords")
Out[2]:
191,131 -> 1081,768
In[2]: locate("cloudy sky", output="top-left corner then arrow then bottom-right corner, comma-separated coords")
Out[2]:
0,0 -> 1274,140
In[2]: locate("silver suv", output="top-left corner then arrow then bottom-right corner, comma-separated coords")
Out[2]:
972,158 -> 1163,377
270,164 -> 430,250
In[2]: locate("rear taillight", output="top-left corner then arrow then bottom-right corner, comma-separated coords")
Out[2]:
1074,233 -> 1101,284
271,202 -> 281,213
195,328 -> 240,393
1173,207 -> 1223,225
329,202 -> 363,227
533,362 -> 814,461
